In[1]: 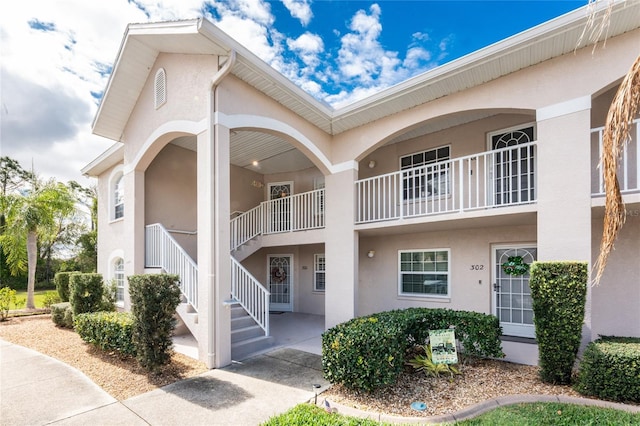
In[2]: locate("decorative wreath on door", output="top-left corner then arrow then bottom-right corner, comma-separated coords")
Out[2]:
271,267 -> 287,283
502,256 -> 530,276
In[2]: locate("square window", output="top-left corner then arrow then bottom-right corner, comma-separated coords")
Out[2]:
398,250 -> 450,297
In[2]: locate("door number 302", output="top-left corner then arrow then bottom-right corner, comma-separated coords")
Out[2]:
470,265 -> 484,271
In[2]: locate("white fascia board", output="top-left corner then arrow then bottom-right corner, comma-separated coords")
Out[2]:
81,143 -> 125,177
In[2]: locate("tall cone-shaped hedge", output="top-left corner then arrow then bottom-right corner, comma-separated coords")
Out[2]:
529,262 -> 588,384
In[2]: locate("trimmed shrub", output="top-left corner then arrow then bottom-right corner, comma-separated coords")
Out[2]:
0,287 -> 17,321
529,261 -> 588,384
128,274 -> 181,371
74,312 -> 136,356
322,307 -> 503,392
69,273 -> 104,315
575,336 -> 640,403
51,302 -> 74,328
42,291 -> 62,308
54,271 -> 79,302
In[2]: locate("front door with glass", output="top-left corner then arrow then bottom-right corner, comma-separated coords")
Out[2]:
493,245 -> 537,338
268,255 -> 293,312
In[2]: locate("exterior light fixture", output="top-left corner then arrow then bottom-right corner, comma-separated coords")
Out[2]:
367,250 -> 375,258
368,160 -> 376,168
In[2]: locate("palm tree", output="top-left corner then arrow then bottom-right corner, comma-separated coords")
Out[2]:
583,0 -> 640,284
0,178 -> 75,309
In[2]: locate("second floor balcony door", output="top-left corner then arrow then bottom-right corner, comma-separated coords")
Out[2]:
490,125 -> 536,206
267,182 -> 292,233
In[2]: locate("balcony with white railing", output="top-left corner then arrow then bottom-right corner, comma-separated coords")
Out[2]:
231,188 -> 325,251
591,118 -> 640,197
356,142 -> 537,224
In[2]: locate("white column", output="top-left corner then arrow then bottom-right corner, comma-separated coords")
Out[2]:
197,123 -> 232,369
324,166 -> 359,329
536,96 -> 592,342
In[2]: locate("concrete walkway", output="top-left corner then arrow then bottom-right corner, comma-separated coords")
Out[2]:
3,337 -> 640,425
1,339 -> 329,426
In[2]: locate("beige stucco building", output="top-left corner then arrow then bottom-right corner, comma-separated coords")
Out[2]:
83,2 -> 640,369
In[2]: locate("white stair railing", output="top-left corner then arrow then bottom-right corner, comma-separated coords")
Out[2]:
231,204 -> 263,251
231,257 -> 270,335
145,223 -> 198,311
230,188 -> 325,251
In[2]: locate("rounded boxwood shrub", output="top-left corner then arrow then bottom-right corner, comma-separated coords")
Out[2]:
575,336 -> 640,403
74,311 -> 136,356
69,273 -> 104,315
322,307 -> 504,392
54,271 -> 79,302
51,302 -> 74,328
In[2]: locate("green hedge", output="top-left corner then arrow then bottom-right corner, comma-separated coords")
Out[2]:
128,274 -> 181,371
322,308 -> 504,392
529,261 -> 588,384
54,271 -> 79,302
575,336 -> 640,403
0,287 -> 17,321
74,311 -> 136,356
69,273 -> 104,315
51,302 -> 74,328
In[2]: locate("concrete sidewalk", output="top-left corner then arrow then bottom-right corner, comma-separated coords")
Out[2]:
1,339 -> 330,426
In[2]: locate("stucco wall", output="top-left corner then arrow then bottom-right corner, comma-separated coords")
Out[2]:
360,113 -> 534,180
357,225 -> 536,316
239,244 -> 325,315
591,214 -> 640,338
145,143 -> 198,260
95,163 -> 126,288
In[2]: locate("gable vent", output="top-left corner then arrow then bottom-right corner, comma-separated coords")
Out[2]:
154,68 -> 166,109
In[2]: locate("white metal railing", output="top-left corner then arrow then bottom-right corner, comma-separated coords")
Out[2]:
231,204 -> 263,251
591,118 -> 640,195
231,257 -> 270,335
230,188 -> 325,251
145,223 -> 198,310
356,142 -> 537,224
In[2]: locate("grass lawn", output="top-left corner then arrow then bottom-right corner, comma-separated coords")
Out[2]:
13,289 -> 59,309
262,402 -> 640,425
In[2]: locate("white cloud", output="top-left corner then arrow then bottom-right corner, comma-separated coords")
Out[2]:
287,32 -> 324,68
0,0 -> 455,184
282,0 -> 313,26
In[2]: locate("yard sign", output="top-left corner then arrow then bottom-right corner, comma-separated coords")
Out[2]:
429,329 -> 458,364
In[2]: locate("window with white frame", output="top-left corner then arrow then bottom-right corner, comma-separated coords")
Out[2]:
113,174 -> 124,220
314,254 -> 325,292
399,249 -> 450,297
400,146 -> 451,199
114,257 -> 125,304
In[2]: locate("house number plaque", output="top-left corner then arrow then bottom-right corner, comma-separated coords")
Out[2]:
470,265 -> 484,270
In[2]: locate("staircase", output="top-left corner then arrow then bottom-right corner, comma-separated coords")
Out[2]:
145,223 -> 274,361
230,305 -> 274,360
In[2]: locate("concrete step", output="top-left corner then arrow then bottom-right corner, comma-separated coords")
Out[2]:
231,314 -> 258,329
231,335 -> 276,361
175,302 -> 198,337
231,324 -> 264,343
230,305 -> 249,319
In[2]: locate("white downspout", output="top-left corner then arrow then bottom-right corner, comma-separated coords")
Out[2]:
207,50 -> 236,368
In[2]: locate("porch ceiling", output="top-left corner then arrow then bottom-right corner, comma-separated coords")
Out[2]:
92,1 -> 640,147
171,131 -> 315,175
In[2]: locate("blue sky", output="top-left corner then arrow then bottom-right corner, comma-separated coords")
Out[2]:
0,0 -> 588,183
